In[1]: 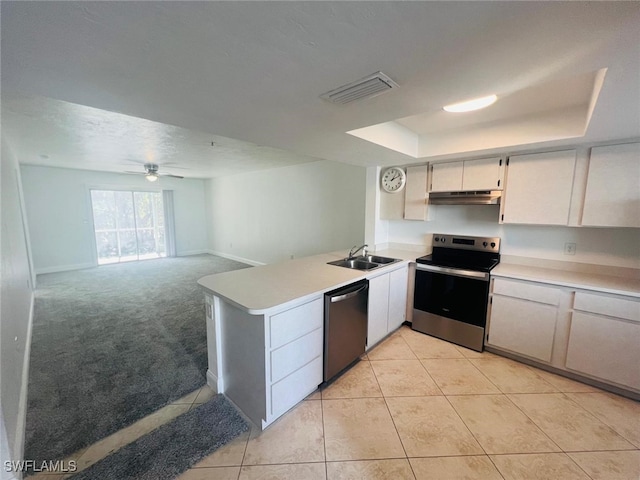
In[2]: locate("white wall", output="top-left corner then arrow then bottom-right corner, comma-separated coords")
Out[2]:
20,165 -> 209,273
387,205 -> 640,269
205,160 -> 366,265
1,139 -> 35,475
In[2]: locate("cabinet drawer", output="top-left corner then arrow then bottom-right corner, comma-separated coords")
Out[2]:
269,297 -> 323,349
271,356 -> 323,418
574,291 -> 640,323
493,277 -> 561,306
271,327 -> 323,383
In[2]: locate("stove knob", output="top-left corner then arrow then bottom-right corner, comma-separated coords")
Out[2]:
482,242 -> 488,247
491,242 -> 496,248
434,236 -> 440,243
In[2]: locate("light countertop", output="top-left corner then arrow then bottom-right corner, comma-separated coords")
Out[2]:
198,248 -> 423,314
492,263 -> 640,298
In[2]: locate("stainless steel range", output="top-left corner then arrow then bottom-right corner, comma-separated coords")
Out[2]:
413,234 -> 500,351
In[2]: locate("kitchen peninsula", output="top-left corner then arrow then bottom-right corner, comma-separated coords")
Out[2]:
197,248 -> 418,429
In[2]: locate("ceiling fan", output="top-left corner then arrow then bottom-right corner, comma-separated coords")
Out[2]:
125,163 -> 184,182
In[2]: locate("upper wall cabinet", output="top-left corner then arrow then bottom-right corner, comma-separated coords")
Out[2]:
404,165 -> 429,221
581,143 -> 640,228
430,157 -> 504,192
501,150 -> 576,225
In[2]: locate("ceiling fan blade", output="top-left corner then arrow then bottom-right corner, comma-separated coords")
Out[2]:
123,171 -> 146,175
161,174 -> 184,179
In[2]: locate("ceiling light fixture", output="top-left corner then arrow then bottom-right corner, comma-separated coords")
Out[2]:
443,94 -> 498,113
145,173 -> 159,182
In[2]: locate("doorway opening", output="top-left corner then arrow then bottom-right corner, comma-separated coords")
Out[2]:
90,189 -> 166,265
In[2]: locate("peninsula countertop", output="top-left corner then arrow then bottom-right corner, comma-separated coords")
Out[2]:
197,248 -> 423,315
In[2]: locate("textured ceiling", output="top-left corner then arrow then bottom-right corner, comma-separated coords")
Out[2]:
1,2 -> 639,177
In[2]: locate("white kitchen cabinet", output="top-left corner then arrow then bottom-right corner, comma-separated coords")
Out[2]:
430,161 -> 463,192
430,157 -> 504,193
488,278 -> 562,363
267,298 -> 324,420
501,150 -> 576,225
404,165 -> 429,220
388,265 -> 409,331
206,295 -> 324,429
367,273 -> 390,348
367,265 -> 409,348
581,142 -> 640,228
565,291 -> 640,391
462,157 -> 504,191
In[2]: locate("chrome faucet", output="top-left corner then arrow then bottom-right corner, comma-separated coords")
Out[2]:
348,244 -> 368,259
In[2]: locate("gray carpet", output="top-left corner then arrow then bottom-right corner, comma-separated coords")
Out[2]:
69,394 -> 249,480
25,255 -> 251,464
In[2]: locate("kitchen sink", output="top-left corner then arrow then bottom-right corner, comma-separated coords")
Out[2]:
327,259 -> 379,270
358,255 -> 399,265
327,255 -> 401,270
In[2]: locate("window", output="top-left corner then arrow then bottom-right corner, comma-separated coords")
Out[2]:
90,190 -> 166,265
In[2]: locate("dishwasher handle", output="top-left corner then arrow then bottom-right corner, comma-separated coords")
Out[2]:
330,283 -> 368,303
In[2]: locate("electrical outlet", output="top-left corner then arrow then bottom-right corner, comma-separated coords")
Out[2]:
564,242 -> 577,255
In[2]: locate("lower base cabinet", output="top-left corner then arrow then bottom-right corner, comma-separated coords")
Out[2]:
489,295 -> 558,362
488,276 -> 640,396
367,265 -> 409,349
565,292 -> 640,391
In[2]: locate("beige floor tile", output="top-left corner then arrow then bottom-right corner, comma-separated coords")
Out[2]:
386,396 -> 483,457
75,403 -> 190,470
508,393 -> 634,451
327,459 -> 415,479
177,466 -> 241,480
367,334 -> 417,360
447,394 -> 560,454
191,430 -> 249,467
421,359 -> 501,395
322,361 -> 383,399
410,456 -> 503,480
532,369 -> 601,393
306,389 -> 322,400
469,357 -> 558,393
490,453 -> 590,480
569,450 -> 640,480
194,385 -> 216,404
239,463 -> 326,480
455,345 -> 497,359
323,397 -> 405,461
566,392 -> 640,447
243,401 -> 324,465
370,360 -> 441,396
398,328 -> 465,359
171,387 -> 203,405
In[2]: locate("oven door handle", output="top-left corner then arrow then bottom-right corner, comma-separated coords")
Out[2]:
415,263 -> 490,281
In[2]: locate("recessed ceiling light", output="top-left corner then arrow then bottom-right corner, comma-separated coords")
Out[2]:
443,94 -> 498,113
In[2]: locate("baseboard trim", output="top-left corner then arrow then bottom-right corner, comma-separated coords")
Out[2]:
15,292 -> 35,472
205,250 -> 265,267
176,249 -> 209,257
35,262 -> 95,275
206,369 -> 223,394
1,412 -> 19,480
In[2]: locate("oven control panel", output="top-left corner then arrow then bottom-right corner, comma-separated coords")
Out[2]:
432,234 -> 500,253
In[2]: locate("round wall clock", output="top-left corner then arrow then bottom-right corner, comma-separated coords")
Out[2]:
381,167 -> 406,193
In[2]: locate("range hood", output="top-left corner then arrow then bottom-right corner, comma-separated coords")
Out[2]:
429,191 -> 502,205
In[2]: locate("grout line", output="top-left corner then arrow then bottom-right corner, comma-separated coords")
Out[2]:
320,396 -> 328,479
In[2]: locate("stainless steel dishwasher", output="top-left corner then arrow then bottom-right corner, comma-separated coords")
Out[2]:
323,279 -> 369,382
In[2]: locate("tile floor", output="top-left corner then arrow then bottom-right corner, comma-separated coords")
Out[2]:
35,326 -> 640,479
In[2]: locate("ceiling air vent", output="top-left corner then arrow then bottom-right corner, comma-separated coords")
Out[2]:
320,71 -> 399,105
